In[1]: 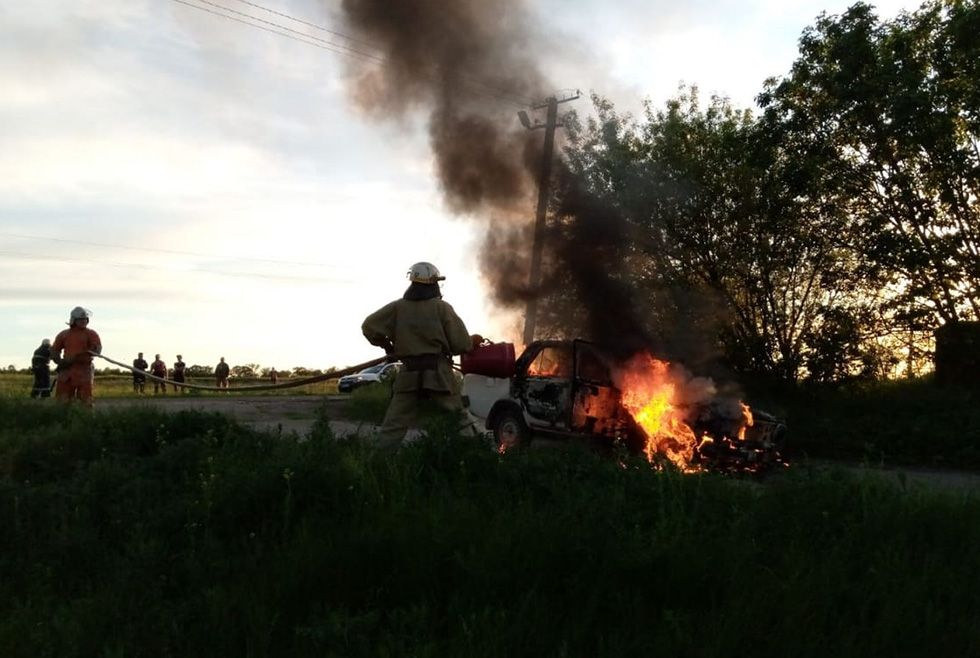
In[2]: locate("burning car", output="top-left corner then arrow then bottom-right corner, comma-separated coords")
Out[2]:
462,340 -> 786,473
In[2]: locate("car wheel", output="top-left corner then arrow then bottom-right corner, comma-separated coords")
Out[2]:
492,407 -> 530,452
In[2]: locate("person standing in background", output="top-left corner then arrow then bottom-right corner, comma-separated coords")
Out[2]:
31,338 -> 52,398
150,354 -> 168,394
215,357 -> 230,389
172,354 -> 186,393
132,352 -> 148,394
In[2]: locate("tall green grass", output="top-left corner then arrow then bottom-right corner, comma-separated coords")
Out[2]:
0,373 -> 340,398
345,379 -> 395,423
1,399 -> 978,657
748,378 -> 980,469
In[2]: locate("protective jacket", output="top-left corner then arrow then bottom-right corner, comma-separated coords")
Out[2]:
362,297 -> 472,394
50,326 -> 101,371
31,344 -> 52,397
32,344 -> 51,372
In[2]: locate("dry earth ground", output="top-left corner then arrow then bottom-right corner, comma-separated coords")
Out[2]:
95,394 -> 368,438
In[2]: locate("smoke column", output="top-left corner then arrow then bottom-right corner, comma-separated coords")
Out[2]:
339,0 -> 544,212
338,0 -> 659,357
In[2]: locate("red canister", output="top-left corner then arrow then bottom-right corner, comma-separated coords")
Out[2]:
460,342 -> 516,378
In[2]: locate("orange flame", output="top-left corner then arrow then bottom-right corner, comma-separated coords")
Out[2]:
615,352 -> 753,471
527,350 -> 570,377
615,353 -> 700,470
738,402 -> 754,440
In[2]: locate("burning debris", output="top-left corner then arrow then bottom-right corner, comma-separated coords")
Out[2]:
615,352 -> 707,470
613,351 -> 784,473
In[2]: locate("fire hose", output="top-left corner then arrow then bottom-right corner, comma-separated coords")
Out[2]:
91,352 -> 389,393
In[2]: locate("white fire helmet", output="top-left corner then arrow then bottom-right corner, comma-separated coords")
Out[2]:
69,306 -> 91,324
407,262 -> 446,284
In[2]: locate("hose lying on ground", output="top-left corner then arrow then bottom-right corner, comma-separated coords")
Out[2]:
91,352 -> 388,393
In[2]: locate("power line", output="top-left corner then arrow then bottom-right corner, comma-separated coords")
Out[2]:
194,0 -> 384,61
0,250 -> 356,284
228,0 -> 537,106
0,232 -> 343,270
229,0 -> 380,51
169,0 -> 533,108
179,0 -> 531,108
169,0 -> 371,61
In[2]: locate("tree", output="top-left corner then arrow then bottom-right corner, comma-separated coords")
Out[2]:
758,0 -> 980,328
231,364 -> 260,378
291,367 -> 326,377
532,0 -> 978,382
559,89 -> 869,380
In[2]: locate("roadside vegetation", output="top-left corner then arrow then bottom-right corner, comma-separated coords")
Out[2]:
6,371 -> 978,472
2,400 -> 979,657
750,377 -> 980,470
0,372 -> 340,398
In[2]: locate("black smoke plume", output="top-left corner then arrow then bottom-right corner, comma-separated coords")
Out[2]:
338,0 -> 672,361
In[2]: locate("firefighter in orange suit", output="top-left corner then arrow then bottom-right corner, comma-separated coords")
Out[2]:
361,262 -> 483,448
50,306 -> 102,407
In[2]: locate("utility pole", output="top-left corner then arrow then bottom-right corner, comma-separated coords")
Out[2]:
519,90 -> 579,347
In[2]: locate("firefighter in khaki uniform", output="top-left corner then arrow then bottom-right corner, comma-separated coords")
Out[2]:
50,306 -> 102,407
362,262 -> 483,448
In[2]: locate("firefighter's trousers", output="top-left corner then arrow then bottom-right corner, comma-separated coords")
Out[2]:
377,390 -> 480,449
56,365 -> 94,407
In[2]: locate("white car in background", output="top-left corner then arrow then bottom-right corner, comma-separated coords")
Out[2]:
337,361 -> 401,393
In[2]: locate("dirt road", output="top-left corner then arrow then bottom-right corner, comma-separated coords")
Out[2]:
96,394 -> 365,437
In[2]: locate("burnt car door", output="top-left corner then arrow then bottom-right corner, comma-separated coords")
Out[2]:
570,340 -> 632,439
517,343 -> 574,429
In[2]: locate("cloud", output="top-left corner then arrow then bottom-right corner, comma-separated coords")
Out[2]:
530,0 -> 920,112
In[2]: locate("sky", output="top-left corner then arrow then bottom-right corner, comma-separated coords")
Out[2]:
0,0 -> 918,371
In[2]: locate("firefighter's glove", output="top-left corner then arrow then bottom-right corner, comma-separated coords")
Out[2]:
470,334 -> 485,350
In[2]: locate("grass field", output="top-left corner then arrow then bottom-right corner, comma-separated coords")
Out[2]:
0,372 -> 340,398
1,399 -> 979,657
